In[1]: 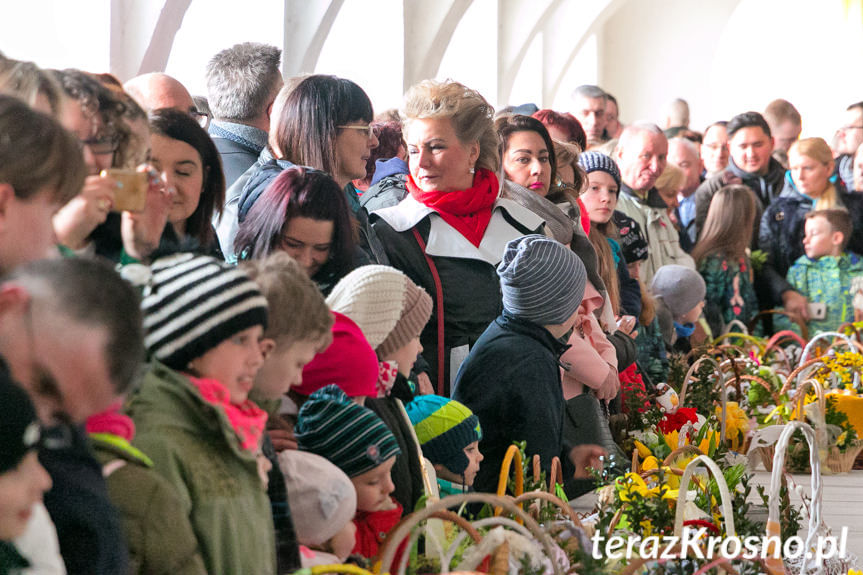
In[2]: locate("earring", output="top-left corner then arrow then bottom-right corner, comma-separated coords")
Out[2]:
469,167 -> 476,174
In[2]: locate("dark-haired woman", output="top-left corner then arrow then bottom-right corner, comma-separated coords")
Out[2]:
122,108 -> 225,261
234,167 -> 355,294
218,74 -> 379,259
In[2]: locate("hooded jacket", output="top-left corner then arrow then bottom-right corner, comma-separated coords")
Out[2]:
126,362 -> 276,575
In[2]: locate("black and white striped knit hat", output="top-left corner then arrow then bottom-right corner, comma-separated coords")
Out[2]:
142,253 -> 268,370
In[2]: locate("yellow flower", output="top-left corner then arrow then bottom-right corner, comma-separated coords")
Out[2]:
642,456 -> 660,471
698,429 -> 721,456
617,472 -> 678,502
634,439 -> 653,459
716,402 -> 750,451
662,430 -> 683,450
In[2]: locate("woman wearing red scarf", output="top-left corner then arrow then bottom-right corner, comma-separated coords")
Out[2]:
370,80 -> 544,396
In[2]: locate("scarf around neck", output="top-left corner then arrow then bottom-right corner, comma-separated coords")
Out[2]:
187,375 -> 267,452
406,168 -> 499,247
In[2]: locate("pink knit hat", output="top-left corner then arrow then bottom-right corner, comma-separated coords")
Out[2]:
295,311 -> 379,398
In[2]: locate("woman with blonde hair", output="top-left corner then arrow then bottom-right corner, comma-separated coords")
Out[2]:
692,185 -> 759,335
369,80 -> 544,394
760,137 -> 863,317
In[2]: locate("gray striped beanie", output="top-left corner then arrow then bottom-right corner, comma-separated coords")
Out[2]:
296,385 -> 401,478
578,151 -> 622,192
142,253 -> 268,370
497,235 -> 587,325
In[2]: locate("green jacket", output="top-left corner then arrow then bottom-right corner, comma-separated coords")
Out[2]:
90,433 -> 207,575
126,362 -> 276,575
787,252 -> 863,334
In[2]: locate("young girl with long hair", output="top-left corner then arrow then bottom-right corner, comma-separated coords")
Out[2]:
691,185 -> 759,336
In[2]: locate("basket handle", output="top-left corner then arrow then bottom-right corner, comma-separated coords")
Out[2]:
678,355 -> 722,406
779,357 -> 825,395
513,490 -> 584,528
748,309 -> 809,341
766,421 -> 823,575
722,319 -> 751,335
673,455 -> 736,538
376,492 -> 563,575
799,331 -> 856,366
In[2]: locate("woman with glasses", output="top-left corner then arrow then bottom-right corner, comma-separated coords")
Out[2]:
220,75 -> 378,261
368,80 -> 545,395
51,69 -> 137,259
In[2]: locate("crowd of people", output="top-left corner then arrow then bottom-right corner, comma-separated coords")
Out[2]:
1,41 -> 863,575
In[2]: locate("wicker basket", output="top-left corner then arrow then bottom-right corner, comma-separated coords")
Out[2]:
824,441 -> 863,473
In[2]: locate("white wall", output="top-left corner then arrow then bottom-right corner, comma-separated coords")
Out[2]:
2,0 -> 862,142
600,0 -> 863,139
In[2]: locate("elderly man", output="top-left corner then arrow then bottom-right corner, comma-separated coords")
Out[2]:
123,72 -> 197,117
571,84 -> 607,148
614,123 -> 694,282
694,112 -> 785,242
206,42 -> 283,187
667,137 -> 703,250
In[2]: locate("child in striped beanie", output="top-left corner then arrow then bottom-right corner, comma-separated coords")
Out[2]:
405,395 -> 483,496
127,253 -> 276,575
295,385 -> 402,560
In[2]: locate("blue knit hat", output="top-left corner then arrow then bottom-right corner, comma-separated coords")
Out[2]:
405,395 -> 481,475
578,151 -> 622,192
295,385 -> 401,478
497,235 -> 587,325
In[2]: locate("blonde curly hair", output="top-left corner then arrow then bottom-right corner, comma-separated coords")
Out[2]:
400,79 -> 499,173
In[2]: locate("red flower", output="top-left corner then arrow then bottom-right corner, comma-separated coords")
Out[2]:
658,407 -> 698,434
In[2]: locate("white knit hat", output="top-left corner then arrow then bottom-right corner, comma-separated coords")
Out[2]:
278,450 -> 357,546
327,265 -> 432,356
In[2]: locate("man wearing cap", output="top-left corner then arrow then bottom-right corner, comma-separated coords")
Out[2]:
453,235 -> 605,495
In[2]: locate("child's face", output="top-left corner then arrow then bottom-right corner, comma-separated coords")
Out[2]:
190,325 -> 266,403
350,456 -> 396,512
803,216 -> 843,259
380,336 -> 423,378
254,338 -> 324,400
0,451 -> 52,540
679,300 -> 705,325
462,441 -> 483,486
327,519 -> 357,560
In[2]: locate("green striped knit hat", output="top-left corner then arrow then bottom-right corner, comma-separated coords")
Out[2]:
295,385 -> 401,477
405,395 -> 482,475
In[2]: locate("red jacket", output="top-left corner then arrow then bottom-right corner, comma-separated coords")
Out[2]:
352,499 -> 403,560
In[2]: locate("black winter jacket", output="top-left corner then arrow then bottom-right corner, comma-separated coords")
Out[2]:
453,312 -> 570,494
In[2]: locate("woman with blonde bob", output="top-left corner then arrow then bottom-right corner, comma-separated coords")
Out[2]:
369,80 -> 544,394
692,185 -> 759,335
759,137 -> 863,317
